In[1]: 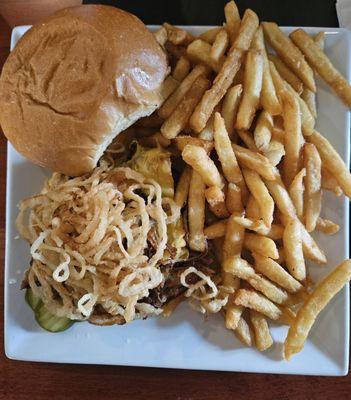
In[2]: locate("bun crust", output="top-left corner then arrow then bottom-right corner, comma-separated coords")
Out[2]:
0,5 -> 168,176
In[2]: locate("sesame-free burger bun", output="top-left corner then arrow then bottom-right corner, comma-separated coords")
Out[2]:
0,5 -> 168,176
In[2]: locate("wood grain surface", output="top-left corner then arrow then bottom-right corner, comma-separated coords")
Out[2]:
0,14 -> 350,400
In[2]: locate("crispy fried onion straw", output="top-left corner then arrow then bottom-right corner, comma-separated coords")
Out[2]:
17,160 -> 180,324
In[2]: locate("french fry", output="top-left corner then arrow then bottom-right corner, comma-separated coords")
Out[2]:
242,168 -> 274,227
232,215 -> 269,235
251,26 -> 281,115
308,130 -> 351,198
237,130 -> 258,151
234,289 -> 282,320
269,61 -> 315,136
175,166 -> 192,208
321,167 -> 343,196
245,194 -> 260,219
235,317 -> 254,346
226,303 -> 244,330
232,144 -> 277,181
190,9 -> 259,132
304,143 -> 322,232
264,140 -> 285,166
205,186 -> 230,218
236,50 -> 263,130
290,28 -> 351,107
226,183 -> 243,214
301,88 -> 317,119
266,224 -> 284,240
288,168 -> 306,220
137,132 -> 171,148
172,56 -> 191,82
254,110 -> 273,151
221,84 -> 243,140
284,260 -> 351,360
282,90 -> 303,187
154,26 -> 168,46
262,22 -> 316,92
283,219 -> 306,281
224,0 -> 241,43
316,218 -> 340,235
200,27 -> 222,44
244,233 -> 279,259
268,54 -> 303,94
163,23 -> 194,46
198,107 -> 218,140
165,42 -> 187,60
250,311 -> 273,351
252,253 -> 303,293
205,220 -> 227,239
159,64 -> 210,119
160,76 -> 179,101
188,170 -> 206,252
161,76 -> 211,139
314,31 -> 325,50
214,112 -> 244,184
211,29 -> 229,63
174,136 -> 214,153
277,246 -> 285,265
187,39 -> 223,72
223,213 -> 245,261
182,144 -> 223,187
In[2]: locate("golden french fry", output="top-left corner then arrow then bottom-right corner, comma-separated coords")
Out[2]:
321,168 -> 343,196
235,317 -> 254,347
223,213 -> 245,261
251,26 -> 281,115
163,22 -> 194,46
204,220 -> 227,239
162,294 -> 185,317
237,130 -> 258,151
282,90 -> 303,187
187,39 -> 223,72
269,61 -> 315,136
290,28 -> 351,107
234,289 -> 282,320
308,130 -> 351,199
245,194 -> 260,219
137,132 -> 171,148
232,144 -> 277,181
283,219 -> 306,281
262,22 -> 316,92
314,31 -> 325,50
232,215 -> 269,235
266,224 -> 284,240
174,136 -> 214,153
244,233 -> 279,259
205,186 -> 230,218
284,260 -> 351,360
161,76 -> 211,139
236,50 -> 263,130
250,311 -> 273,351
175,166 -> 192,208
277,246 -> 285,265
159,64 -> 210,119
316,218 -> 340,235
188,170 -> 206,252
200,27 -> 223,44
252,253 -> 303,293
271,122 -> 285,144
288,168 -> 306,221
211,29 -> 229,63
304,143 -> 322,232
214,112 -> 244,184
226,183 -> 243,214
182,144 -> 223,187
224,0 -> 241,43
301,88 -> 317,119
172,56 -> 191,82
226,303 -> 244,330
160,76 -> 180,101
154,26 -> 168,46
242,168 -> 274,227
268,54 -> 304,94
254,110 -> 273,152
221,84 -> 243,140
190,9 -> 259,133
264,140 -> 285,166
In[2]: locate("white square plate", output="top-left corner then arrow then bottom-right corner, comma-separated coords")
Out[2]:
4,25 -> 350,375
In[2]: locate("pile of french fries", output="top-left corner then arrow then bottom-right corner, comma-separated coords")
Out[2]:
152,1 -> 351,359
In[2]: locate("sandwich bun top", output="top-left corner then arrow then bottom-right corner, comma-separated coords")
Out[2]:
0,5 -> 168,176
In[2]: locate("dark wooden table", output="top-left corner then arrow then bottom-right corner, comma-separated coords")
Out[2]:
0,2 -> 350,398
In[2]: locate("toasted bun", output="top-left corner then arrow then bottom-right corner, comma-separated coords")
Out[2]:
0,5 -> 168,176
